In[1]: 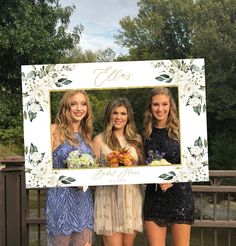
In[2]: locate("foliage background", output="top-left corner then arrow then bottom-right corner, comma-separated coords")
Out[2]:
0,0 -> 235,170
50,87 -> 178,136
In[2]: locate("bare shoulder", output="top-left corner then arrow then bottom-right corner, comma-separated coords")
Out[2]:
51,124 -> 60,151
93,133 -> 103,145
51,124 -> 59,135
92,133 -> 103,157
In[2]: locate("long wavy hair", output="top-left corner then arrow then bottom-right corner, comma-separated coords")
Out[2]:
143,87 -> 179,141
103,97 -> 143,162
54,90 -> 93,147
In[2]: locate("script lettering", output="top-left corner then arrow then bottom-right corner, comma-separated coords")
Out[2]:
94,66 -> 131,87
92,169 -> 118,180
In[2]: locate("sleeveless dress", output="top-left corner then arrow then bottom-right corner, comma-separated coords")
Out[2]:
144,127 -> 194,226
45,133 -> 94,245
94,135 -> 143,235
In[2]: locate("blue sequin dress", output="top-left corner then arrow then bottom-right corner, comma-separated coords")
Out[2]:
45,133 -> 94,245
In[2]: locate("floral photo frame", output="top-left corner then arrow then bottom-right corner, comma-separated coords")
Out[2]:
21,59 -> 209,188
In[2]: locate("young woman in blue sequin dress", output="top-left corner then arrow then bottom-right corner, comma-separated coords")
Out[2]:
45,90 -> 94,246
143,87 -> 194,246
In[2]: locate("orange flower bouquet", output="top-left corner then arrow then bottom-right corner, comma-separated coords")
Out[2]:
107,148 -> 134,167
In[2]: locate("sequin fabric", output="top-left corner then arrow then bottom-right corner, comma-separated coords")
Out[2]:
144,127 -> 194,226
45,133 -> 94,245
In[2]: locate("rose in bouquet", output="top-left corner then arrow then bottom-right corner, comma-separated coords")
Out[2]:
67,150 -> 98,168
107,147 -> 134,167
145,149 -> 171,166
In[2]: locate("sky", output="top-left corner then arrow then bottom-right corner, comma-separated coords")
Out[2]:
60,0 -> 139,55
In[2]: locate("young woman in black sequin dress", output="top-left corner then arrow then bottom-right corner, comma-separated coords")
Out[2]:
143,87 -> 194,246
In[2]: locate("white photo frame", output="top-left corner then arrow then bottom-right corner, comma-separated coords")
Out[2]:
21,59 -> 209,188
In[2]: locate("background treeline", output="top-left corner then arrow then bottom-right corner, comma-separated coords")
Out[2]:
0,0 -> 235,170
50,87 -> 178,137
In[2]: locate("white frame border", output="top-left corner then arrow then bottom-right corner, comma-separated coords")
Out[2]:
22,59 -> 209,188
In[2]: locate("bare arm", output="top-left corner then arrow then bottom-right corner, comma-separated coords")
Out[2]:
51,124 -> 62,151
92,134 -> 102,159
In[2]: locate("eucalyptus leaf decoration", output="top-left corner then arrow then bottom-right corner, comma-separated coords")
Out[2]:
25,143 -> 63,188
22,64 -> 73,122
55,78 -> 72,87
30,143 -> 38,154
155,74 -> 172,83
159,171 -> 176,181
153,59 -> 205,116
59,175 -> 76,184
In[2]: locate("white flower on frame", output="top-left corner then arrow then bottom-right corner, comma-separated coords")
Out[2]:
30,86 -> 47,102
188,96 -> 202,107
28,102 -> 41,113
31,152 -> 43,163
44,176 -> 62,187
35,163 -> 47,178
172,70 -> 190,83
41,75 -> 55,88
189,145 -> 202,157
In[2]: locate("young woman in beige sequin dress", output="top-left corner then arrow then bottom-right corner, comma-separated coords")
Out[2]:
93,97 -> 143,246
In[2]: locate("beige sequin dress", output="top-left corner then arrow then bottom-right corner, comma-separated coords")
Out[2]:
94,136 -> 143,235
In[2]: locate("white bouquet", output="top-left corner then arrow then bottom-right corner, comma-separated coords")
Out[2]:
67,150 -> 98,169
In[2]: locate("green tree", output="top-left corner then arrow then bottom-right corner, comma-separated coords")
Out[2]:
96,48 -> 116,62
115,0 -> 236,169
0,0 -> 82,156
0,0 -> 83,92
60,47 -> 97,63
115,0 -> 194,60
61,47 -> 116,63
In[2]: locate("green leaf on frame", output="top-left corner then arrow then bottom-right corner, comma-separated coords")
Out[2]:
193,104 -> 201,115
27,70 -> 36,78
172,60 -> 181,69
155,74 -> 172,83
194,137 -> 203,148
59,176 -> 76,184
181,63 -> 188,73
55,78 -> 72,87
168,171 -> 176,176
61,177 -> 76,184
22,92 -> 30,97
46,64 -> 55,73
24,111 -> 27,120
164,175 -> 174,180
159,173 -> 168,179
190,64 -> 200,72
61,180 -> 71,184
28,111 -> 37,121
199,85 -> 205,90
59,175 -> 66,180
203,104 -> 206,112
29,143 -> 38,154
202,161 -> 208,166
159,171 -> 176,180
52,73 -> 58,78
67,177 -> 76,182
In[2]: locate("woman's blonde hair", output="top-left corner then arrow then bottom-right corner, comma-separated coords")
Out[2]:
143,87 -> 179,141
54,90 -> 93,146
103,97 -> 143,162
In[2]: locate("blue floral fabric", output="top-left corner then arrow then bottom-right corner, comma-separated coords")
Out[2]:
45,133 -> 94,236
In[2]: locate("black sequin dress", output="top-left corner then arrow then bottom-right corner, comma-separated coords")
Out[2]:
144,127 -> 194,226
